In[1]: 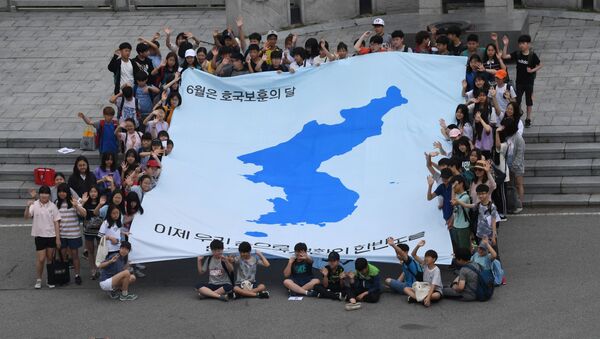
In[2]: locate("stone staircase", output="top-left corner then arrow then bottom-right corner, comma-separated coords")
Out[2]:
1,125 -> 599,217
522,125 -> 600,207
0,135 -> 100,216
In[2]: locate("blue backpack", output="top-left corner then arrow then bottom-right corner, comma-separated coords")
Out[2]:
464,263 -> 495,301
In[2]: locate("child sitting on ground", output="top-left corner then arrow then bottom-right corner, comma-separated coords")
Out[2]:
232,241 -> 270,299
313,251 -> 346,301
283,242 -> 320,296
403,240 -> 443,307
346,257 -> 382,310
195,239 -> 234,302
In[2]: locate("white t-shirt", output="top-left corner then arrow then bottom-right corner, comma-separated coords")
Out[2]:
116,97 -> 138,126
423,264 -> 443,294
312,55 -> 328,66
118,131 -> 142,152
98,220 -> 122,252
290,60 -> 307,71
495,83 -> 517,113
146,120 -> 169,139
119,59 -> 134,88
496,143 -> 511,182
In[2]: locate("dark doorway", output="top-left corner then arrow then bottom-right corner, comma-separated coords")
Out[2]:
290,3 -> 302,25
359,0 -> 372,15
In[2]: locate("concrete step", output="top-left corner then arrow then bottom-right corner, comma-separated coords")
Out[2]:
525,143 -> 600,160
524,159 -> 600,177
523,194 -> 600,207
525,176 -> 600,194
0,198 -> 29,217
0,148 -> 100,165
0,164 -> 73,181
0,181 -> 37,199
523,125 -> 600,144
0,132 -> 80,148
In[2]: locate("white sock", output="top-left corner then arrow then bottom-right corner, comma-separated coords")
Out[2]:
122,291 -> 128,296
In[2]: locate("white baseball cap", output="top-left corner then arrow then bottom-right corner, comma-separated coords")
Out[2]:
184,49 -> 195,58
373,18 -> 385,26
266,30 -> 278,37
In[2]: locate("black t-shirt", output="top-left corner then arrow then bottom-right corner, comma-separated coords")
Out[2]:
132,56 -> 155,81
510,51 -> 540,85
449,42 -> 466,56
291,260 -> 313,278
325,265 -> 344,285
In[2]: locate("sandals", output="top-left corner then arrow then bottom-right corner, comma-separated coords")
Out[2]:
345,302 -> 362,311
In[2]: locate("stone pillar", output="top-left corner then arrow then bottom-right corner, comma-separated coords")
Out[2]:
484,0 -> 513,13
0,0 -> 14,12
226,0 -> 291,35
299,0 -> 358,25
419,0 -> 442,14
113,0 -> 134,11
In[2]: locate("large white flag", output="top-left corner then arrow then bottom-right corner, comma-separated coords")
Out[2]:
129,52 -> 467,264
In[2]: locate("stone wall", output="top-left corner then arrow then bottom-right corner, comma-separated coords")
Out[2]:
522,0 -> 581,8
300,0 -> 358,25
374,0 -> 419,13
225,0 -> 290,34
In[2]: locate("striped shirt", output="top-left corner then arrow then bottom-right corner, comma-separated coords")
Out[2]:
58,203 -> 81,239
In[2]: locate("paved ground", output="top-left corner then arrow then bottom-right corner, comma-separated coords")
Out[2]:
1,209 -> 599,338
0,8 -> 599,138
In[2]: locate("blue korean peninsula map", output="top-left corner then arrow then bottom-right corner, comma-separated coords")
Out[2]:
238,86 -> 408,227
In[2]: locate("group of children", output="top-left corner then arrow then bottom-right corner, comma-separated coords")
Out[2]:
192,236 -> 500,309
26,15 -> 538,303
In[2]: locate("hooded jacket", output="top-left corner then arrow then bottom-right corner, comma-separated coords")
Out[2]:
356,263 -> 381,294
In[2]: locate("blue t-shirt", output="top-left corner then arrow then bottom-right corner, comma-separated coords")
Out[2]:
135,85 -> 154,115
434,182 -> 453,220
402,256 -> 423,285
471,253 -> 493,270
95,120 -> 118,154
99,252 -> 126,281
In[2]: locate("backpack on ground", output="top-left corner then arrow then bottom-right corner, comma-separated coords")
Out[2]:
464,263 -> 495,301
491,259 -> 505,286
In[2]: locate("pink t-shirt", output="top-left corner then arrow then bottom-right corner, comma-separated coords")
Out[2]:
29,200 -> 61,238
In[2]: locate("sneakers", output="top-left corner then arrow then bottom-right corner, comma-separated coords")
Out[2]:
46,282 -> 55,289
136,264 -> 146,270
499,216 -> 508,222
257,291 -> 270,299
502,276 -> 507,285
525,119 -> 531,128
407,296 -> 417,304
335,292 -> 343,301
134,270 -> 146,278
218,294 -> 229,302
306,290 -> 319,297
34,279 -> 42,289
75,275 -> 82,285
513,207 -> 523,214
120,293 -> 138,301
345,302 -> 361,311
109,290 -> 120,300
